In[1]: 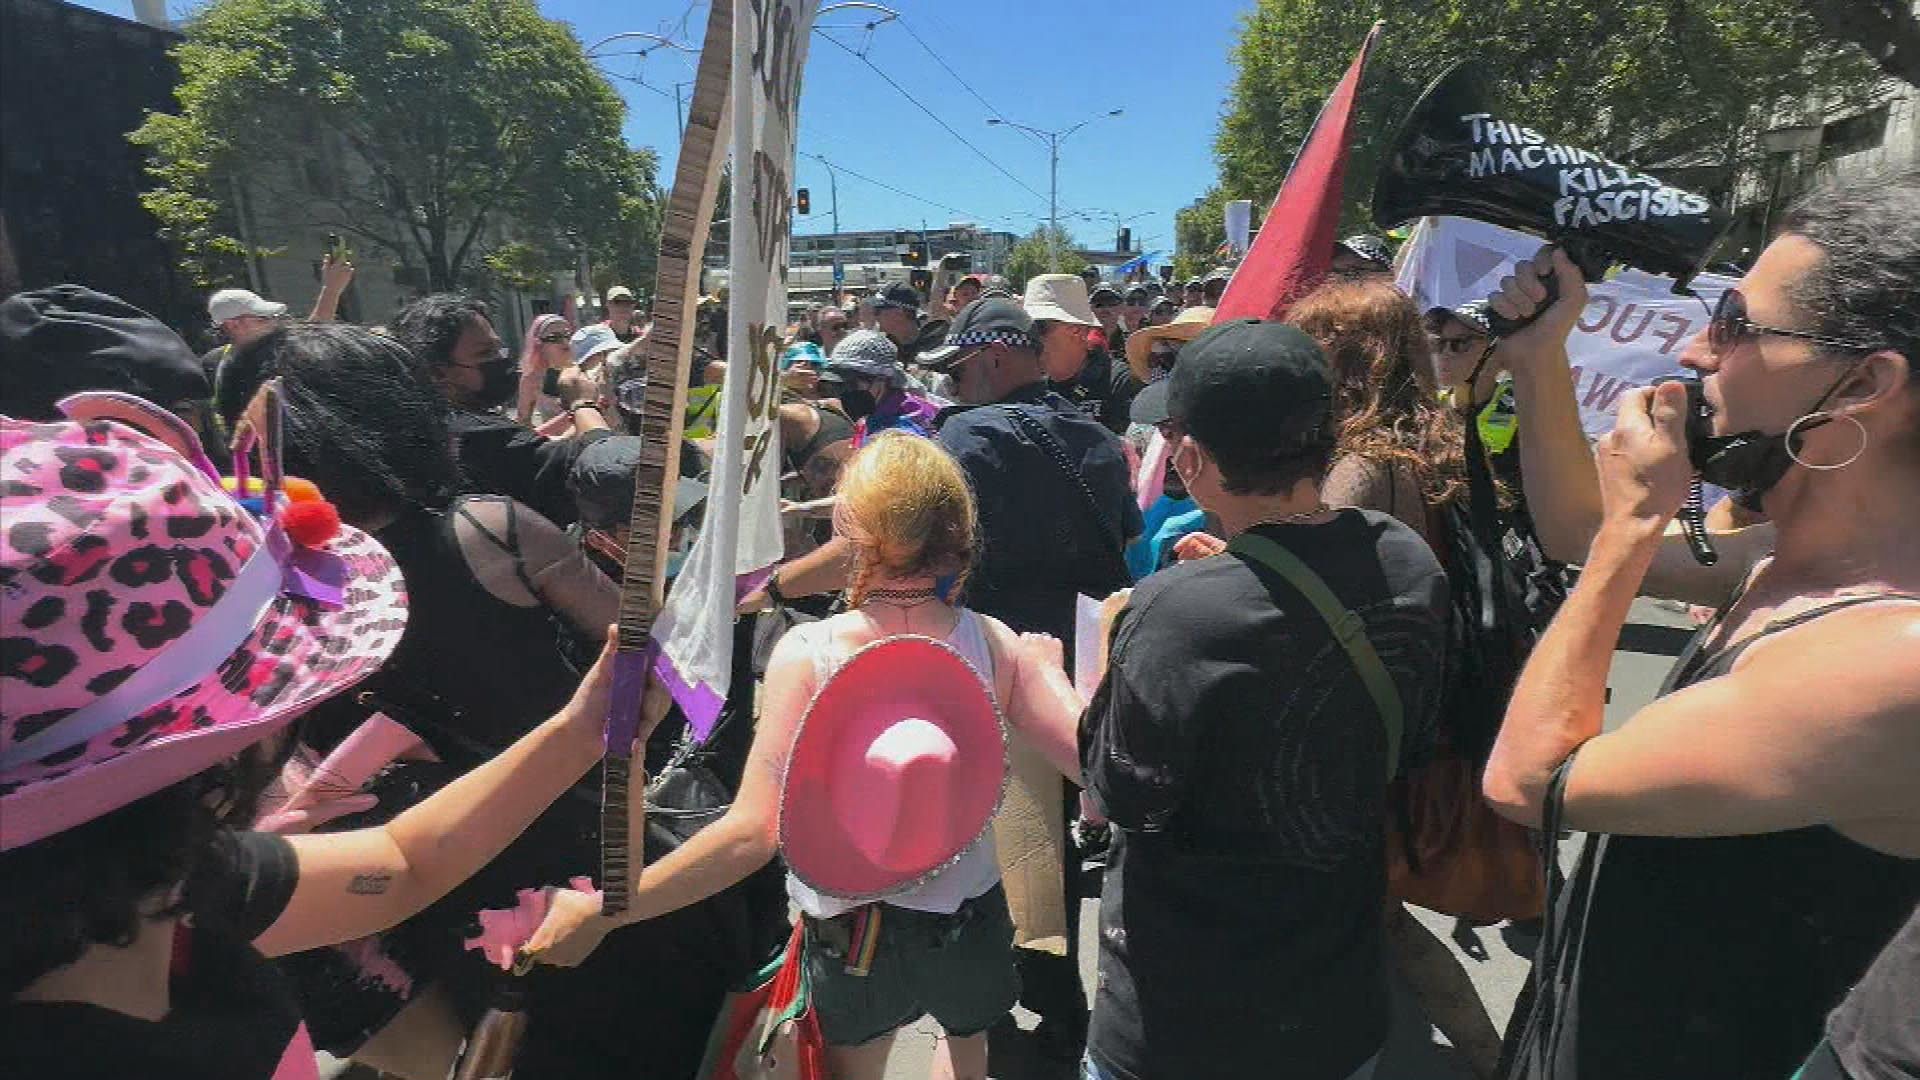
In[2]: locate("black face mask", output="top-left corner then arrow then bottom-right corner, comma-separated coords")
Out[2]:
836,387 -> 878,421
1667,366 -> 1857,512
472,355 -> 520,410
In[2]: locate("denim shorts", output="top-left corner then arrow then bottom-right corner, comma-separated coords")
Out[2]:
802,885 -> 1020,1047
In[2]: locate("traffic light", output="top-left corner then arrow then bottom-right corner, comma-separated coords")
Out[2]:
901,242 -> 928,267
796,188 -> 811,215
1118,227 -> 1132,252
909,268 -> 933,293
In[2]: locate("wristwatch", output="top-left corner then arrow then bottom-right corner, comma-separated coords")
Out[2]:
569,401 -> 602,418
764,569 -> 788,609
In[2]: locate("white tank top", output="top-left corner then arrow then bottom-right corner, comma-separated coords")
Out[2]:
787,609 -> 1003,918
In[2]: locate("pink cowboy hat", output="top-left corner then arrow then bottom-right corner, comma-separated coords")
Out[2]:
780,635 -> 1007,902
0,388 -> 407,850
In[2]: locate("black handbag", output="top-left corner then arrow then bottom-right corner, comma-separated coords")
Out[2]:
1501,750 -> 1600,1079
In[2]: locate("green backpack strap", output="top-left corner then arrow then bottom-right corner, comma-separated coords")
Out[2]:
1228,531 -> 1404,780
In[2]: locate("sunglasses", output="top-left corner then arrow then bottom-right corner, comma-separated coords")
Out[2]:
1433,335 -> 1482,355
538,333 -> 571,344
1705,289 -> 1877,354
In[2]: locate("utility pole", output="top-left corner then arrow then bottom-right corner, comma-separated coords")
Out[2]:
828,165 -> 842,296
988,108 -> 1123,272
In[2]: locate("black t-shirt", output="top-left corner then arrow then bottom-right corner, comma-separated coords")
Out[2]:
1081,512 -> 1449,1080
935,383 -> 1141,659
1048,345 -> 1129,434
1,830 -> 306,1080
446,408 -> 612,527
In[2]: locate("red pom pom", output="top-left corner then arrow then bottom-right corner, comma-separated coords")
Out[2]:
279,499 -> 342,548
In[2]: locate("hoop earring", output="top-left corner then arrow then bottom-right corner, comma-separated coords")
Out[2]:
1785,410 -> 1868,471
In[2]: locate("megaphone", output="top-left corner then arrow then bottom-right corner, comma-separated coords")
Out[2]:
1373,64 -> 1732,332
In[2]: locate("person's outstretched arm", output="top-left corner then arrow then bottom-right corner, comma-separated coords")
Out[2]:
253,628 -> 642,957
308,254 -> 354,323
517,625 -> 822,967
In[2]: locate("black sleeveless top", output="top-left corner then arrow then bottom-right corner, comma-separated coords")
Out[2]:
1564,588 -> 1920,1080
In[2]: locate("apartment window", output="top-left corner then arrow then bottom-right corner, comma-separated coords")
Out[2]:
1818,105 -> 1890,164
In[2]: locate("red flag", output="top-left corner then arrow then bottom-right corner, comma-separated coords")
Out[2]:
1213,22 -> 1383,323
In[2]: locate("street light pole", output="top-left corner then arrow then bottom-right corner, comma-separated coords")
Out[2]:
987,108 -> 1123,272
1048,133 -> 1059,271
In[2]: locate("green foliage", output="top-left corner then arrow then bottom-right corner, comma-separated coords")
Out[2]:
131,0 -> 659,292
1205,1 -> 1879,231
1174,187 -> 1233,278
1003,226 -> 1088,290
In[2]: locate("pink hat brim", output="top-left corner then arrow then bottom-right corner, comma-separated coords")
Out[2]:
780,636 -> 1007,902
0,525 -> 407,850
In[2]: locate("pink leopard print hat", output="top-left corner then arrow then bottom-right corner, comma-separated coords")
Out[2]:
0,409 -> 407,850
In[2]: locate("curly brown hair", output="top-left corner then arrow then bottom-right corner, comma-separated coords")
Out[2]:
1287,278 -> 1467,508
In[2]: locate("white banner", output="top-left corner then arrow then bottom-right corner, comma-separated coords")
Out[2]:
654,0 -> 818,733
1224,199 -> 1254,255
1394,216 -> 1734,439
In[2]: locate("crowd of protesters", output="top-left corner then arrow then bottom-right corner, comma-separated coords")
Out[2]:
1,163 -> 1917,1080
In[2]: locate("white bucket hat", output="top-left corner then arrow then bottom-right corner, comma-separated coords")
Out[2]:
1021,274 -> 1100,328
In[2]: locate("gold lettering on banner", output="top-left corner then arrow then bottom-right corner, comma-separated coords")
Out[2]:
742,323 -> 782,494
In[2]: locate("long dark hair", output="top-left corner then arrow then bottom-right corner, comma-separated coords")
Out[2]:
216,323 -> 461,524
1288,278 -> 1467,507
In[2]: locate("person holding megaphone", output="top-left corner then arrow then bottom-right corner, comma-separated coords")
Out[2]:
1478,168 -> 1920,1080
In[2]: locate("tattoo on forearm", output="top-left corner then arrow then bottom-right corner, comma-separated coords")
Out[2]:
347,872 -> 394,896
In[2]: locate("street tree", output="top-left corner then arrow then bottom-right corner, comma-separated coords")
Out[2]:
132,0 -> 658,293
1003,226 -> 1089,290
1799,1 -> 1920,89
1194,0 -> 1878,239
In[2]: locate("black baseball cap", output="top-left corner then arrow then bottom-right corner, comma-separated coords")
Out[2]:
569,435 -> 707,529
1089,284 -> 1121,305
870,283 -> 921,313
1129,376 -> 1174,427
1162,320 -> 1333,455
0,286 -> 210,420
1125,284 -> 1151,303
919,298 -> 1036,369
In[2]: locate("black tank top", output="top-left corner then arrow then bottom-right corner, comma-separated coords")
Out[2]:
1568,588 -> 1920,1080
785,403 -> 853,473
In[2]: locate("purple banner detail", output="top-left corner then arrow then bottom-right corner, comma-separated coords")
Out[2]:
736,566 -> 774,603
605,650 -> 651,756
651,646 -> 726,743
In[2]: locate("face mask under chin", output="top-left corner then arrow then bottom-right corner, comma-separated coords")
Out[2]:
1678,365 -> 1859,512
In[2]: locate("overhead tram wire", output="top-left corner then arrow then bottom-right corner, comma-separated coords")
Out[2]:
893,17 -> 1040,146
813,30 -> 1046,203
801,152 -> 986,223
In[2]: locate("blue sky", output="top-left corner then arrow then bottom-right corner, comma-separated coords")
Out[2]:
76,0 -> 1247,252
